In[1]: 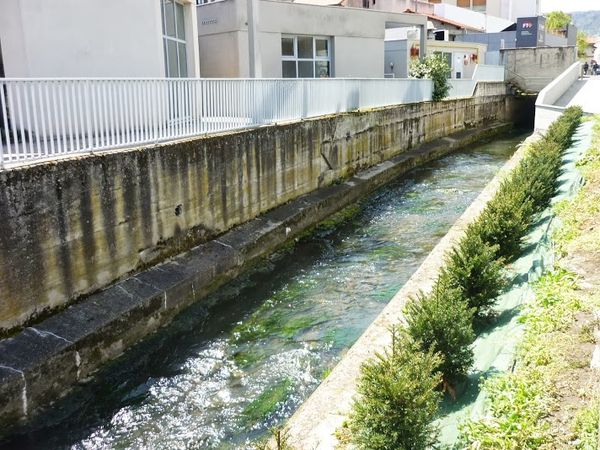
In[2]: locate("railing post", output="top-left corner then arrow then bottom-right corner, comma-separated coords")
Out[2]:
0,81 -> 9,169
84,80 -> 94,152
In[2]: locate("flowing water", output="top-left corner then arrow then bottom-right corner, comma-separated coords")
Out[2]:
2,132 -> 528,450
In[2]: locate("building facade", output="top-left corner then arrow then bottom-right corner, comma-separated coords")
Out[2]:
196,0 -> 427,78
0,0 -> 200,78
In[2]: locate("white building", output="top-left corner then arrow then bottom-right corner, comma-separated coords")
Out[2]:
196,0 -> 427,78
0,0 -> 200,78
428,0 -> 540,23
342,0 -> 540,29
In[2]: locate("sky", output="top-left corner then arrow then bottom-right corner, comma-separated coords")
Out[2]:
541,0 -> 600,13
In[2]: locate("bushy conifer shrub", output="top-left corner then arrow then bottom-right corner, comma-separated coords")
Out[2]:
511,139 -> 563,213
441,233 -> 505,319
544,106 -> 583,150
405,281 -> 476,382
468,181 -> 534,260
349,329 -> 442,450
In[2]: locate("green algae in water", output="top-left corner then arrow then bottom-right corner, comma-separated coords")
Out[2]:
232,348 -> 264,368
315,204 -> 362,232
242,378 -> 294,427
324,326 -> 360,348
233,311 -> 321,343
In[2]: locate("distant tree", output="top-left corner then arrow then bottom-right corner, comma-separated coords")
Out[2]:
577,31 -> 588,59
545,11 -> 572,33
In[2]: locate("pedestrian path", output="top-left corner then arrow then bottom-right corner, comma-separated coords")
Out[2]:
555,77 -> 600,114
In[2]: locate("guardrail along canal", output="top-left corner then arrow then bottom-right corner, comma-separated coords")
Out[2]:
2,132 -> 528,450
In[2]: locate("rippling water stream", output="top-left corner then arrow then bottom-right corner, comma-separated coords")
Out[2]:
2,132 -> 528,450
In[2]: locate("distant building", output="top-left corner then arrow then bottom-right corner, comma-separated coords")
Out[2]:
343,0 -> 540,25
0,0 -> 200,78
426,0 -> 539,23
385,27 -> 487,78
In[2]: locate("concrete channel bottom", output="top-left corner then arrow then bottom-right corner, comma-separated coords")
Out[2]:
285,127 -> 534,449
0,121 -> 513,436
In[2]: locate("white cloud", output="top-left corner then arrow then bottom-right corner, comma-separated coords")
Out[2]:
541,0 -> 600,13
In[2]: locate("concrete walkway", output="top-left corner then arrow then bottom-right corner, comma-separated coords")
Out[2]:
554,77 -> 600,114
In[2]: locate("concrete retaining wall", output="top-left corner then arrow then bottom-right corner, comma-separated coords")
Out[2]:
534,62 -> 582,131
501,46 -> 577,93
0,82 -> 510,334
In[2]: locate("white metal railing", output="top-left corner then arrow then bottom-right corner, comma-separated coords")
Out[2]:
0,78 -> 433,167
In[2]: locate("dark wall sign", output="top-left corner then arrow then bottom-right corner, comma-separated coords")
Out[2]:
516,16 -> 546,48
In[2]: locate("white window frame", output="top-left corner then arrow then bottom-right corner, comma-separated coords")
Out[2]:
162,0 -> 188,78
281,35 -> 332,78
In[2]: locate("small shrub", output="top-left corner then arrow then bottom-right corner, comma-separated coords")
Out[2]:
545,105 -> 583,150
441,233 -> 505,319
405,281 -> 475,382
469,181 -> 534,260
349,329 -> 442,450
410,54 -> 451,101
511,140 -> 563,212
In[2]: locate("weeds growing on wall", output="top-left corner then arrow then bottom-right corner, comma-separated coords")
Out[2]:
347,107 -> 583,449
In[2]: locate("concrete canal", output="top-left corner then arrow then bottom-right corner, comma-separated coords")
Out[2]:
1,132 -> 528,449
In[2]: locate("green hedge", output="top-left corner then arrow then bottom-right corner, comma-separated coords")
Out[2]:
348,107 -> 583,449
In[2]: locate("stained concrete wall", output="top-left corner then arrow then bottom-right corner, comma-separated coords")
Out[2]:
0,83 -> 511,334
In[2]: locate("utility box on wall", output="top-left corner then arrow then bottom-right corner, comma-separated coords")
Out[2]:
516,16 -> 546,48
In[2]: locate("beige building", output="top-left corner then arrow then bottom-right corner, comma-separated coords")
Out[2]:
196,0 -> 427,78
0,0 -> 200,78
385,31 -> 487,78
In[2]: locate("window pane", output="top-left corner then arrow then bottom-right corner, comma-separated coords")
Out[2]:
281,37 -> 294,57
315,61 -> 330,77
167,39 -> 178,77
298,60 -> 314,78
178,42 -> 187,77
315,39 -> 328,57
175,2 -> 186,40
298,36 -> 313,59
457,0 -> 470,7
161,0 -> 167,34
165,0 -> 176,37
163,41 -> 169,76
282,61 -> 297,78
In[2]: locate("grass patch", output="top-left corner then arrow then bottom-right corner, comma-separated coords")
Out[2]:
458,268 -> 578,448
572,397 -> 600,450
554,116 -> 600,256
